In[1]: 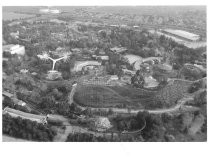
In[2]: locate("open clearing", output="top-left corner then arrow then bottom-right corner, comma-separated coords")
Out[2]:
74,85 -> 130,108
74,85 -> 156,108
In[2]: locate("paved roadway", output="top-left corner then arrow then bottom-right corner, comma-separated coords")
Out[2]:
75,96 -> 198,114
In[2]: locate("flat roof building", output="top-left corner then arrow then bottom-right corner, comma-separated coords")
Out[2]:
3,107 -> 47,124
161,29 -> 200,42
2,91 -> 14,98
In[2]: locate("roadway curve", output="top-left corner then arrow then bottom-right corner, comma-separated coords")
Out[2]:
74,96 -> 198,115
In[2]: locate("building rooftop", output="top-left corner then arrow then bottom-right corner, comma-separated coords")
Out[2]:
163,29 -> 200,41
3,107 -> 46,121
2,91 -> 14,98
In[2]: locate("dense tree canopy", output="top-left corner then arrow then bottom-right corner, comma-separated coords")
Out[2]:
3,114 -> 56,141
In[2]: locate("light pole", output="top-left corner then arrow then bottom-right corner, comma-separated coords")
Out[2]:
37,51 -> 71,80
37,51 -> 71,72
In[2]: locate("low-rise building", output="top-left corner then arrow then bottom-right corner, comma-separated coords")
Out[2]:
2,91 -> 14,98
3,107 -> 47,124
161,29 -> 200,42
3,44 -> 25,56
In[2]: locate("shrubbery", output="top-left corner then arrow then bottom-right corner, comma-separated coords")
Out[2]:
66,133 -> 107,142
3,114 -> 56,141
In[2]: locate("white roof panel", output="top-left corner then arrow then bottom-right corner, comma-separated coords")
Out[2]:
164,29 -> 200,40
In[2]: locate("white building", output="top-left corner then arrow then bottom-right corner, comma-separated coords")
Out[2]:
3,44 -> 25,55
161,29 -> 200,42
150,29 -> 205,49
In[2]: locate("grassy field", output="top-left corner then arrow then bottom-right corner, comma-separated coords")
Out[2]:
74,85 -> 130,108
73,85 -> 157,108
109,85 -> 156,100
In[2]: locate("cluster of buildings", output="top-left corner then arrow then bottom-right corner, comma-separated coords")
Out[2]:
68,44 -> 171,88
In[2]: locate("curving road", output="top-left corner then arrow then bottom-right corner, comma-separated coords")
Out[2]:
74,96 -> 198,114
